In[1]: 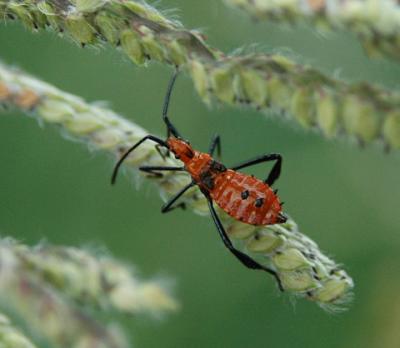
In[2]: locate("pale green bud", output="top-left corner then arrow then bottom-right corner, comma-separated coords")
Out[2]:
142,7 -> 173,27
240,69 -> 267,107
122,1 -> 147,16
65,15 -> 96,44
267,76 -> 292,110
94,12 -> 125,45
342,96 -> 380,143
140,26 -> 166,62
166,40 -> 187,66
246,231 -> 285,253
316,91 -> 339,137
189,60 -> 210,103
280,270 -> 319,291
210,67 -> 236,104
227,222 -> 256,240
273,248 -> 310,270
92,129 -> 125,149
65,113 -> 103,134
120,29 -> 146,65
312,277 -> 353,303
122,2 -> 171,27
291,88 -> 315,127
110,282 -> 178,313
37,100 -> 75,123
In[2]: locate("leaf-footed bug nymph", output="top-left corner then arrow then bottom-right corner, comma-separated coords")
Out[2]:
112,71 -> 287,290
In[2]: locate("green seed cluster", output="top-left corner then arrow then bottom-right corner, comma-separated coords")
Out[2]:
225,0 -> 400,61
190,55 -> 400,149
0,237 -> 177,347
0,62 -> 354,309
0,0 -> 398,149
0,0 -> 217,64
16,243 -> 179,314
0,239 -> 130,348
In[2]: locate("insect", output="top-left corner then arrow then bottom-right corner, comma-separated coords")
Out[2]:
112,71 -> 287,290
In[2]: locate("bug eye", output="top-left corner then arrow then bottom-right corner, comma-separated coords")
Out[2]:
175,155 -> 180,159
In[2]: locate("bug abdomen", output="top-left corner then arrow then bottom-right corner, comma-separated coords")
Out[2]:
210,170 -> 283,226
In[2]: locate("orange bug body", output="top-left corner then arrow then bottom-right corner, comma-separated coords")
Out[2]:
167,138 -> 285,226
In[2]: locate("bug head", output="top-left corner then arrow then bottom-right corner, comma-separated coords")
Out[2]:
167,138 -> 194,163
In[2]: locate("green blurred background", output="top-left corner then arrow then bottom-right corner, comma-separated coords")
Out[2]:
1,1 -> 400,347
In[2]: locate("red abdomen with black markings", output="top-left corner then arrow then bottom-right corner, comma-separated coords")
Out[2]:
167,137 -> 285,226
211,170 -> 282,225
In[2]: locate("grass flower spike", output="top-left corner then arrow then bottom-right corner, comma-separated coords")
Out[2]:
0,237 -> 177,347
16,243 -> 179,314
0,0 -> 399,150
224,0 -> 400,61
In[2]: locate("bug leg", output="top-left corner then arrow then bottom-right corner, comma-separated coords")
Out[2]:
111,135 -> 168,185
155,144 -> 170,160
162,69 -> 183,139
139,166 -> 184,178
231,153 -> 282,187
206,197 -> 284,291
208,134 -> 222,159
263,155 -> 282,187
161,182 -> 195,213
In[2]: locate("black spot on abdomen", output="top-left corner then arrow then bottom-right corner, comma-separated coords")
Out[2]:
255,197 -> 264,207
241,190 -> 249,199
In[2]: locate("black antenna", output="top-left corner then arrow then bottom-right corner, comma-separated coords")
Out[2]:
111,135 -> 168,185
162,69 -> 182,138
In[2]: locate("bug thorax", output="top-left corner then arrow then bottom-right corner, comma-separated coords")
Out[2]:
167,137 -> 195,163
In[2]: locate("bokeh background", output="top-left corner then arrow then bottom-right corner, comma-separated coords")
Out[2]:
1,1 -> 400,347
